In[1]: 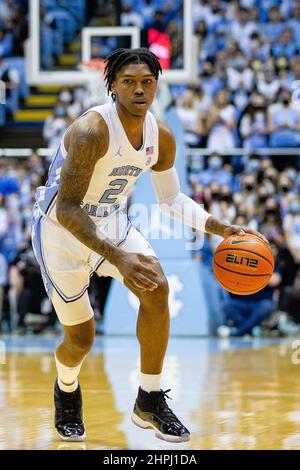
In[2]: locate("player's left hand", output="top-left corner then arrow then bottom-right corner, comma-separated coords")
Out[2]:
223,225 -> 269,245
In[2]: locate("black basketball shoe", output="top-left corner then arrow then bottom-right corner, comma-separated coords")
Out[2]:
54,378 -> 86,441
131,387 -> 190,442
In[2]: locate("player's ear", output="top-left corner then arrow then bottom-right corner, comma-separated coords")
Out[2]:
111,81 -> 116,95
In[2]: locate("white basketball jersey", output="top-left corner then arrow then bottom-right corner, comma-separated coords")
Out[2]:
35,102 -> 159,221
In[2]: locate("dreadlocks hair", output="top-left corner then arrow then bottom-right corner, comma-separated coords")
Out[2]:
104,48 -> 162,100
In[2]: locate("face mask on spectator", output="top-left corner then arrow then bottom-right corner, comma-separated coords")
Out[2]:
265,207 -> 278,215
250,40 -> 260,49
231,58 -> 247,70
286,169 -> 297,181
23,210 -> 31,222
247,159 -> 261,172
211,191 -> 220,200
59,91 -> 72,103
289,201 -> 300,214
258,194 -> 268,202
280,185 -> 290,193
245,184 -> 254,192
54,107 -> 67,117
209,158 -> 222,170
222,194 -> 232,202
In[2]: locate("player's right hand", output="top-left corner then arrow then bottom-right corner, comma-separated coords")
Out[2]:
114,252 -> 160,292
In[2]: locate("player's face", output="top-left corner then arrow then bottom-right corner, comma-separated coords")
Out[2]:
111,63 -> 158,116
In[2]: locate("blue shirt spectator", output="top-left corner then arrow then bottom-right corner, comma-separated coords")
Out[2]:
272,29 -> 298,59
288,4 -> 300,49
260,6 -> 285,42
0,174 -> 19,195
198,154 -> 233,188
0,30 -> 13,57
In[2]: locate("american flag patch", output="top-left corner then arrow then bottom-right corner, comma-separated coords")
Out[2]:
146,146 -> 154,155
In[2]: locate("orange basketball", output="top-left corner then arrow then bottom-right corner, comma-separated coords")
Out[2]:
213,234 -> 275,295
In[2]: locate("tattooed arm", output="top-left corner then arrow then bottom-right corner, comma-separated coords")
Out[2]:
205,216 -> 268,243
56,112 -> 120,264
56,112 -> 159,292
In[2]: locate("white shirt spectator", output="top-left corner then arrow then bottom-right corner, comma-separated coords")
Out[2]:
0,205 -> 8,238
121,10 -> 144,29
284,213 -> 300,251
231,20 -> 258,53
257,73 -> 280,101
193,2 -> 221,29
0,253 -> 7,287
195,93 -> 212,116
227,67 -> 254,92
43,116 -> 69,150
0,0 -> 13,22
0,63 -> 19,85
207,105 -> 236,150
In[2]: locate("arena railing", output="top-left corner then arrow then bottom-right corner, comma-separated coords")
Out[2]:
1,148 -> 300,159
184,148 -> 300,157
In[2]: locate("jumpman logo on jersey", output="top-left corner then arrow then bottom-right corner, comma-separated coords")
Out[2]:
114,146 -> 122,158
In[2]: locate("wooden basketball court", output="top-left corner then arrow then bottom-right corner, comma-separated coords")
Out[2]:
0,336 -> 299,450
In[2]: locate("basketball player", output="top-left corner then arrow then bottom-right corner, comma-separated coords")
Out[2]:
31,48 -> 267,443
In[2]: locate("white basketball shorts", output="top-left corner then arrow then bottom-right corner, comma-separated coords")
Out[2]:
31,204 -> 156,315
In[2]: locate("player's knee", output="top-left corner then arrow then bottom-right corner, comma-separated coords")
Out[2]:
65,326 -> 95,354
155,275 -> 169,299
140,274 -> 169,305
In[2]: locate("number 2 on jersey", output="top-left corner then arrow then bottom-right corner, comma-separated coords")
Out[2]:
99,178 -> 128,204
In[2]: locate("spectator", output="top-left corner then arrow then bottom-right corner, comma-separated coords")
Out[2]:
0,27 -> 13,57
227,51 -> 254,92
120,2 -> 144,29
0,193 -> 8,246
253,183 -> 271,218
240,92 -> 268,148
149,10 -> 165,33
272,29 -> 298,59
165,20 -> 183,68
284,198 -> 300,265
198,60 -> 224,98
231,6 -> 258,54
0,251 -> 7,328
247,31 -> 270,61
198,153 -> 233,187
258,197 -> 285,247
261,6 -> 285,44
206,89 -> 236,151
0,0 -> 14,23
219,185 -> 236,223
235,174 -> 258,215
257,66 -> 280,103
268,89 -> 300,147
0,55 -> 20,117
192,84 -> 212,118
9,243 -> 56,334
176,89 -> 204,147
286,269 -> 300,325
288,4 -> 300,50
194,0 -> 223,30
43,102 -> 72,150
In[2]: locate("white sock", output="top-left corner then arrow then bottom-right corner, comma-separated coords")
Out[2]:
55,354 -> 84,393
140,372 -> 162,393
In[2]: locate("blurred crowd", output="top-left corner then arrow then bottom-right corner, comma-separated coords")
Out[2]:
0,0 -> 28,124
190,153 -> 300,337
175,1 -> 300,149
